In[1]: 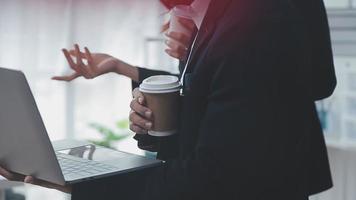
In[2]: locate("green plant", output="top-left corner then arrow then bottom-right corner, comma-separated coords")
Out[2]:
89,119 -> 130,149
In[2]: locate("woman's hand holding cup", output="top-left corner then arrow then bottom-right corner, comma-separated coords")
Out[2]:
129,88 -> 153,135
130,75 -> 180,137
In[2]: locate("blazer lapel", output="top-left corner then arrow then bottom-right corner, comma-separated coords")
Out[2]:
186,0 -> 231,72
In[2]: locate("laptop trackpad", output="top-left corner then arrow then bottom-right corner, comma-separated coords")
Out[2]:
57,145 -> 130,164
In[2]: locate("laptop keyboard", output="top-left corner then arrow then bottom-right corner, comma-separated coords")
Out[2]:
56,152 -> 120,181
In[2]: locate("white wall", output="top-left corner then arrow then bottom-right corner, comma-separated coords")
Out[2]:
312,2 -> 356,200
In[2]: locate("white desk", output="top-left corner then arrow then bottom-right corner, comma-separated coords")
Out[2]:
310,144 -> 356,200
0,176 -> 69,200
0,177 -> 23,200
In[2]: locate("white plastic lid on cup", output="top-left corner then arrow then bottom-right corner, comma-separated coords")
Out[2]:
139,75 -> 181,94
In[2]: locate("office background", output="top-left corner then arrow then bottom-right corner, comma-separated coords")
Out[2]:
0,0 -> 355,199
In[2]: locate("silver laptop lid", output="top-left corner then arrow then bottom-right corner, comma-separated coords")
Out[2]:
0,68 -> 65,185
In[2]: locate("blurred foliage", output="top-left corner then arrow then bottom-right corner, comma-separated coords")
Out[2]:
89,119 -> 130,149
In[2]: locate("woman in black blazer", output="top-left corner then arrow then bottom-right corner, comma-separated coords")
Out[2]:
0,0 -> 336,199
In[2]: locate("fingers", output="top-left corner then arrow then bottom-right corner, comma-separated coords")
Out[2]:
165,39 -> 187,60
84,47 -> 94,65
165,32 -> 190,60
24,176 -> 72,194
178,18 -> 197,33
61,44 -> 99,80
63,44 -> 87,71
165,31 -> 190,47
74,44 -> 84,66
62,49 -> 80,72
129,88 -> 153,134
132,88 -> 145,103
24,176 -> 34,184
165,40 -> 187,53
129,112 -> 151,134
75,44 -> 92,76
129,122 -> 148,134
0,167 -> 71,193
0,166 -> 14,180
131,89 -> 151,118
130,98 -> 152,119
161,21 -> 170,33
69,49 -> 86,59
165,49 -> 184,60
52,72 -> 80,82
24,176 -> 49,188
0,167 -> 24,181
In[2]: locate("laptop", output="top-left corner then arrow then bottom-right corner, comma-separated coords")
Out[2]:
0,67 -> 163,186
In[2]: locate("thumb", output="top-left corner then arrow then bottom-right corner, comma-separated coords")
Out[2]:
132,88 -> 145,105
24,176 -> 34,184
24,176 -> 54,189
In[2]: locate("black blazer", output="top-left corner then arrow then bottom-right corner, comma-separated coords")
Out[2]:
72,0 -> 336,199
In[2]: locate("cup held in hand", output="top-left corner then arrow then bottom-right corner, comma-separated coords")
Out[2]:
169,5 -> 194,37
139,75 -> 181,137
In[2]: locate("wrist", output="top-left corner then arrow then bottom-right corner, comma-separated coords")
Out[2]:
112,58 -> 124,74
113,59 -> 139,82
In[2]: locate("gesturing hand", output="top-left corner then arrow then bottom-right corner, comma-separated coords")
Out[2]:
52,44 -> 121,82
0,166 -> 71,194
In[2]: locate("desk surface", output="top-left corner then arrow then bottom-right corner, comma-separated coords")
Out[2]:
0,178 -> 68,200
326,138 -> 356,151
0,179 -> 23,189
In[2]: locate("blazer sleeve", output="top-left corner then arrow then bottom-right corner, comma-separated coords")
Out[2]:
295,0 -> 337,100
140,5 -> 318,200
131,66 -> 175,88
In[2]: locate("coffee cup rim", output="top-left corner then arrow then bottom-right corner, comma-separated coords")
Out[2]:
139,75 -> 181,94
139,87 -> 180,94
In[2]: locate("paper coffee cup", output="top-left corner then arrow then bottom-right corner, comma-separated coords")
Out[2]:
139,75 -> 181,137
169,5 -> 193,37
